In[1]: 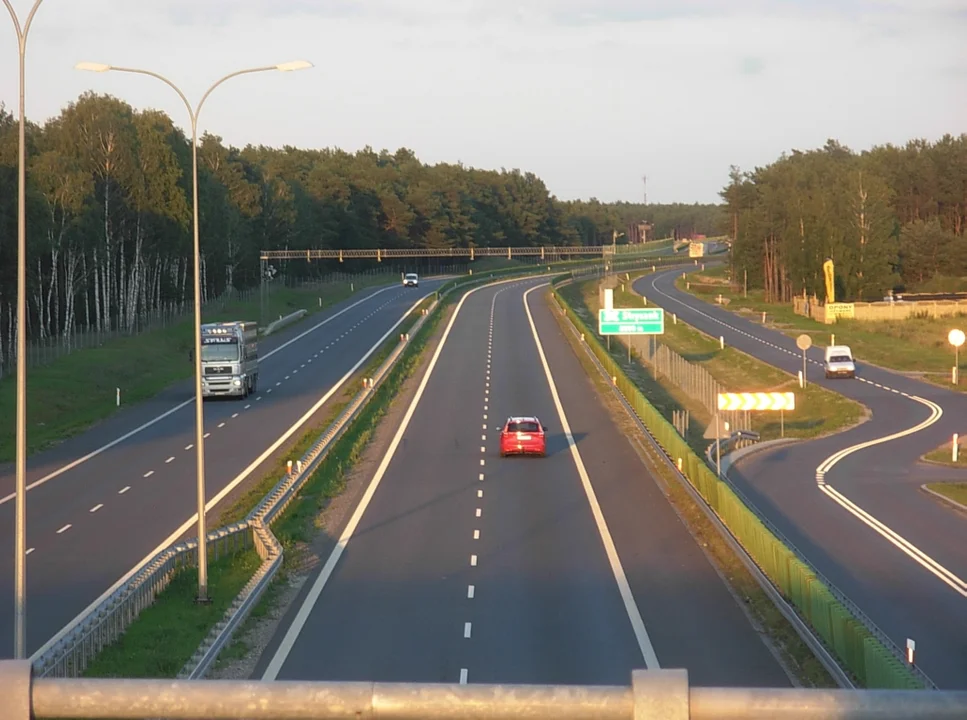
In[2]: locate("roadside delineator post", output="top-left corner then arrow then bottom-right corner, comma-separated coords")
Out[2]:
953,434 -> 959,463
719,336 -> 724,349
906,638 -> 916,666
286,460 -> 293,475
116,388 -> 120,407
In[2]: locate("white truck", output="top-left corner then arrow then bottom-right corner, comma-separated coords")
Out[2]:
824,345 -> 856,379
199,321 -> 259,399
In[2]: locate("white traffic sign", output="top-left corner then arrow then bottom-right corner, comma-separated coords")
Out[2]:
717,392 -> 795,412
796,334 -> 812,351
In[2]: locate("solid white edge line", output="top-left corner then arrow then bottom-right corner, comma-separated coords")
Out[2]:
30,289 -> 431,663
521,283 -> 660,670
814,396 -> 965,592
260,276 -> 532,680
0,284 -> 400,508
649,270 -> 963,594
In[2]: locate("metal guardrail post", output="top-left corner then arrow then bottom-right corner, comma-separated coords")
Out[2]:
633,668 -> 688,720
0,659 -> 31,720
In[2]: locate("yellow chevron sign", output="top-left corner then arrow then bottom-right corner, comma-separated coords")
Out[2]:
717,392 -> 795,412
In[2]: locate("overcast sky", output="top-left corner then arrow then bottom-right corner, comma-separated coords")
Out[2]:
1,0 -> 964,204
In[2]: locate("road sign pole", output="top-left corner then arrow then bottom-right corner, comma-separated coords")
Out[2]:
802,349 -> 807,387
627,336 -> 631,362
780,408 -> 784,438
715,412 -> 721,477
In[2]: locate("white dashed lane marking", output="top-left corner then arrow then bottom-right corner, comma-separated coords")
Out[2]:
35,293 -> 418,551
26,548 -> 34,555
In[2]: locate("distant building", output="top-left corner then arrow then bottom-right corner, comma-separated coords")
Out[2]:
626,221 -> 654,244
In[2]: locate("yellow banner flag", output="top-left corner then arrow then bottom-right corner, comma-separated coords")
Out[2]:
823,258 -> 835,304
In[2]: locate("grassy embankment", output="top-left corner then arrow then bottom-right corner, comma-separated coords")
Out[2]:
678,264 -> 967,389
0,276 -> 393,463
560,271 -> 865,461
546,282 -> 836,688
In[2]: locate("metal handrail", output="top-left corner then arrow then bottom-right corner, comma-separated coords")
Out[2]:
1,661 -> 964,720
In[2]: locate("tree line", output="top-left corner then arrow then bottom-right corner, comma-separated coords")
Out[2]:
0,90 -> 722,366
722,135 -> 967,302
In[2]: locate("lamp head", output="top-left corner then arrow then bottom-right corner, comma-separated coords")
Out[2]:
75,62 -> 111,72
275,60 -> 313,72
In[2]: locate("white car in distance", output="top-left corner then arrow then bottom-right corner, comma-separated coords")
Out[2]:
403,273 -> 419,287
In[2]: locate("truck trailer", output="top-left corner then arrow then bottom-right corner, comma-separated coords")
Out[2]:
199,321 -> 259,399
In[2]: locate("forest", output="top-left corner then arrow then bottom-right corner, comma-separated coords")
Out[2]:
722,135 -> 967,302
0,90 -> 722,373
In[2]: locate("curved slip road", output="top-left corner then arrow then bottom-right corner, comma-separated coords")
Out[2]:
0,279 -> 448,659
255,276 -> 791,687
640,267 -> 967,687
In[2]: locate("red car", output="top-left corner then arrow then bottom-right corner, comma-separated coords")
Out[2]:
499,416 -> 546,457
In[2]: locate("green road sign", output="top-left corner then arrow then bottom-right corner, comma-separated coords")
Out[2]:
598,307 -> 665,335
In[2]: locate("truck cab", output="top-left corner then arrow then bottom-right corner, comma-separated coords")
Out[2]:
824,345 -> 855,379
199,321 -> 260,399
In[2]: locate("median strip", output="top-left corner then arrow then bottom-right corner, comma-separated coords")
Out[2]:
33,263 -> 630,681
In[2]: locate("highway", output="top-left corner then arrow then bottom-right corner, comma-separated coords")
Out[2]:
0,278 -> 447,659
639,267 -> 967,688
255,276 -> 792,687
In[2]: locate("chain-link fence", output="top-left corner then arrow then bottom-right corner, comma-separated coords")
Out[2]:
627,334 -> 753,436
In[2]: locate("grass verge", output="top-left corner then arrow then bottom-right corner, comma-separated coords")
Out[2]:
545,286 -> 835,688
213,291 -> 452,666
924,482 -> 967,508
80,549 -> 261,678
0,275 -> 392,463
677,264 -> 967,388
560,272 -> 864,458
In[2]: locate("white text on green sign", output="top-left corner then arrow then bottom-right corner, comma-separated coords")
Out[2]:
598,308 -> 665,335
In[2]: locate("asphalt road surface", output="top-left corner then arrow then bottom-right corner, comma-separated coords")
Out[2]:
256,276 -> 792,687
638,267 -> 967,688
0,279 -> 447,659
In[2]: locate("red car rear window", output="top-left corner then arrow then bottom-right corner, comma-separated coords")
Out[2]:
507,421 -> 540,433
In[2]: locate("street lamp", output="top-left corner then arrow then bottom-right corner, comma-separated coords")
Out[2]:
76,58 -> 312,602
949,329 -> 965,384
3,0 -> 45,660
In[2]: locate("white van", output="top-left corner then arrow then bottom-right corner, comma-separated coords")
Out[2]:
403,272 -> 419,287
824,345 -> 856,379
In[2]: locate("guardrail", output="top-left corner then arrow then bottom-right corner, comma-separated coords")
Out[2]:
263,309 -> 308,336
27,254 -> 686,680
2,661 -> 964,720
549,273 -> 934,690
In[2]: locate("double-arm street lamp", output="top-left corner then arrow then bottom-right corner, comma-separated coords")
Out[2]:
76,59 -> 313,602
2,0 -> 45,660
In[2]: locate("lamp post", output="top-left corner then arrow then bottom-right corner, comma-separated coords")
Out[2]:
3,0 -> 45,660
75,59 -> 312,601
949,329 -> 965,385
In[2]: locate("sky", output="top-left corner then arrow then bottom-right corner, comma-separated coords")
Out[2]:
1,0 -> 965,205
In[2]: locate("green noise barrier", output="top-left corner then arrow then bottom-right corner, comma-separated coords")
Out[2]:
549,277 -> 924,690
